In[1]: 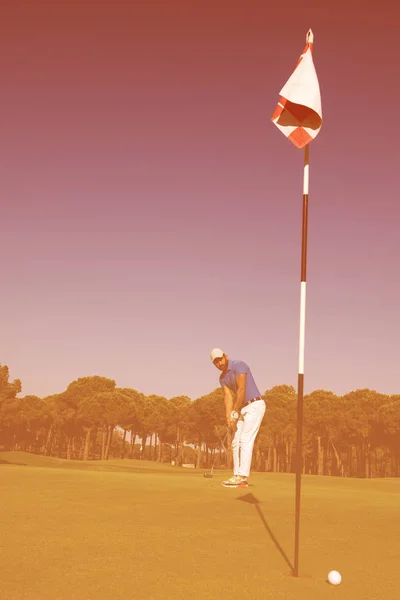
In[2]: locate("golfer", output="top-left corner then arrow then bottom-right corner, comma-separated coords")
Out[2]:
210,348 -> 266,488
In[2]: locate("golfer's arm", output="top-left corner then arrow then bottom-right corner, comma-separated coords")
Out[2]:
233,374 -> 246,412
223,387 -> 234,424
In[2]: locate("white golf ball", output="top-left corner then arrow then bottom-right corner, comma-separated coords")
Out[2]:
328,570 -> 342,585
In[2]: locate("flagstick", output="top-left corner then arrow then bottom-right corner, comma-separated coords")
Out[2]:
294,143 -> 309,577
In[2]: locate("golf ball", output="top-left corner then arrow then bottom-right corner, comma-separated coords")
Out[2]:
328,570 -> 342,585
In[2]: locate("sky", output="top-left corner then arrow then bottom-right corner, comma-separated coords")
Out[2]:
1,0 -> 400,402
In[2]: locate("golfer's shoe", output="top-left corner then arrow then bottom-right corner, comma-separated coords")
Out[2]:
221,475 -> 242,487
237,479 -> 249,488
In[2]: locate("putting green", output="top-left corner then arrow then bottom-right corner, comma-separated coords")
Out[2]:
1,452 -> 399,599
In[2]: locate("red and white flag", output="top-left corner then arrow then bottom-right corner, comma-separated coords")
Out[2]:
271,30 -> 322,149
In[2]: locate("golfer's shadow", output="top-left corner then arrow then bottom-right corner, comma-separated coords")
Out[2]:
237,493 -> 294,575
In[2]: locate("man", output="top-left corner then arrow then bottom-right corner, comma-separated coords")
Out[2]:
210,348 -> 266,488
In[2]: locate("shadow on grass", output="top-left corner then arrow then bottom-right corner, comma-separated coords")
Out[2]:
237,493 -> 294,575
0,459 -> 27,466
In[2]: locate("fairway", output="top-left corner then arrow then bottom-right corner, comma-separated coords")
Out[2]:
1,452 -> 399,600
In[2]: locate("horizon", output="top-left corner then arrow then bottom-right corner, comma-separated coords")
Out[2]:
11,370 -> 399,402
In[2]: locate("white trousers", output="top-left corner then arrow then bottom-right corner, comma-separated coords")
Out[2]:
232,400 -> 266,478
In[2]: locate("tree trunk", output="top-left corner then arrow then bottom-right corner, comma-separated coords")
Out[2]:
83,429 -> 91,461
44,425 -> 53,456
393,452 -> 397,477
255,448 -> 261,471
77,436 -> 83,460
175,427 -> 180,464
49,431 -> 55,457
325,441 -> 330,475
157,438 -> 162,462
330,442 -> 342,476
58,434 -> 63,458
105,425 -> 114,460
101,429 -> 106,460
349,444 -> 356,477
356,444 -> 363,477
266,446 -> 272,471
285,440 -> 290,473
140,433 -> 147,459
130,431 -> 136,458
196,442 -> 202,468
178,434 -> 184,466
364,442 -> 371,478
121,429 -> 127,458
273,445 -> 277,473
316,436 -> 323,476
154,434 -> 158,462
66,437 -> 72,460
91,427 -> 98,459
372,449 -> 378,478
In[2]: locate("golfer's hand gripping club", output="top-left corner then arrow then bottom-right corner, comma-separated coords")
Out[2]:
228,410 -> 239,428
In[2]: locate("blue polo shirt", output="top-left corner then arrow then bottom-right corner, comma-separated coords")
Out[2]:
219,359 -> 262,404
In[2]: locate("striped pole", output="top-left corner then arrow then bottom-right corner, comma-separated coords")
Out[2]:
270,27 -> 321,578
293,143 -> 309,577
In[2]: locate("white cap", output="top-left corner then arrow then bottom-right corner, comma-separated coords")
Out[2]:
210,348 -> 224,362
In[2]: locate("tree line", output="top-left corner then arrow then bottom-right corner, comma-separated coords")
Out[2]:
0,363 -> 399,477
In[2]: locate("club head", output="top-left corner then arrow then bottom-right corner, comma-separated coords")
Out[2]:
203,473 -> 213,478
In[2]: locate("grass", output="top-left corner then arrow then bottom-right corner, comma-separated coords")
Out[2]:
1,451 -> 399,600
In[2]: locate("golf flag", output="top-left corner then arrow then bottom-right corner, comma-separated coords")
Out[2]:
271,29 -> 323,578
271,29 -> 322,148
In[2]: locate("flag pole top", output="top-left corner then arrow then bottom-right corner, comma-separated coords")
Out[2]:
306,29 -> 314,43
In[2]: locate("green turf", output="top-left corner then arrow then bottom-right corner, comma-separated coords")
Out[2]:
1,451 -> 399,599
